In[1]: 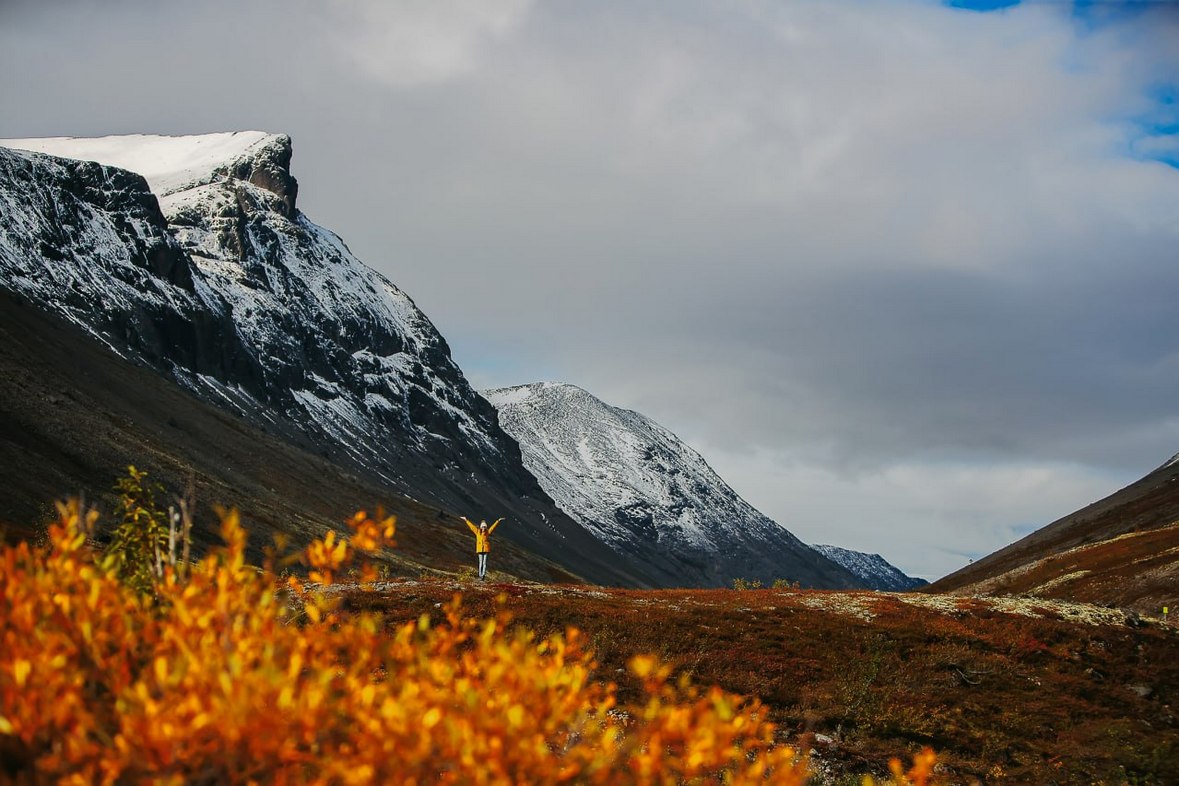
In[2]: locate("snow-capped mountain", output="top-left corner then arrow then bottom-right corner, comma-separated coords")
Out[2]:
482,382 -> 861,589
0,132 -> 491,471
0,133 -> 642,587
809,544 -> 927,591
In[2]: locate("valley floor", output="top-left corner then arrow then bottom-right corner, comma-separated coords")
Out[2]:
333,580 -> 1179,784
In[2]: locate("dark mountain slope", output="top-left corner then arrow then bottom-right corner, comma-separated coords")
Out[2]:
927,457 -> 1179,613
0,288 -> 586,583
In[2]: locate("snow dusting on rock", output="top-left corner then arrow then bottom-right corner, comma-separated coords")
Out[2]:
483,382 -> 862,589
0,133 -> 503,471
810,544 -> 927,591
4,131 -> 277,197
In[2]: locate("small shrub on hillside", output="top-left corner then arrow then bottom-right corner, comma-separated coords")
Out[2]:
733,577 -> 763,590
103,465 -> 169,595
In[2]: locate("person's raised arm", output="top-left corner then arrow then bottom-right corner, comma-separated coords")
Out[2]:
488,518 -> 504,534
462,516 -> 478,534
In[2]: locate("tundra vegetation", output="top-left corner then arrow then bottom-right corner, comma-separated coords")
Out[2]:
0,469 -> 942,785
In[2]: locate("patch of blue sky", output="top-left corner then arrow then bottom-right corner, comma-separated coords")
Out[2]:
1129,84 -> 1179,169
944,0 -> 1164,25
943,0 -> 1168,17
942,0 -> 1021,11
1070,0 -> 1160,32
940,1 -> 1179,170
448,338 -> 567,392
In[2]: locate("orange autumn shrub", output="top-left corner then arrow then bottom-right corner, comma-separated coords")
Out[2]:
0,500 -> 817,785
888,748 -> 937,786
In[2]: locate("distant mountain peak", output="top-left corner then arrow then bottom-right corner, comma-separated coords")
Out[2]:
484,382 -> 861,589
489,381 -> 585,404
810,544 -> 927,591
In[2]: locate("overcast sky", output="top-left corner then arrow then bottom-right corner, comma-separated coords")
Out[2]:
3,0 -> 1177,579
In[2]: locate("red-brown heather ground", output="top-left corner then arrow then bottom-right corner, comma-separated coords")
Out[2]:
335,579 -> 1179,785
939,522 -> 1179,617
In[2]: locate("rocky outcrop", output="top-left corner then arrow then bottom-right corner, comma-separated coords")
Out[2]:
0,150 -> 189,288
0,147 -> 256,385
217,134 -> 298,219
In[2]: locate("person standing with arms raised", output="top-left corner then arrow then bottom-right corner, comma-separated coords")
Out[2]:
461,516 -> 503,580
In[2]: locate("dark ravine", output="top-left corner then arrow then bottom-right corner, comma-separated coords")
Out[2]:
0,135 -> 647,587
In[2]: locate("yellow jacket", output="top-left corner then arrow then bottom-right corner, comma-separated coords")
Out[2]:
464,518 -> 502,553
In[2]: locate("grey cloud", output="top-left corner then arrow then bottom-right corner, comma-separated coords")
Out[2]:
2,0 -> 1178,578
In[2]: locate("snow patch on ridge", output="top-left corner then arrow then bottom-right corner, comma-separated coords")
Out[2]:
1,131 -> 277,196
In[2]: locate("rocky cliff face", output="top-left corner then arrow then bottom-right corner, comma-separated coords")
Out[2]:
0,143 -> 236,376
0,134 -> 643,587
483,382 -> 862,589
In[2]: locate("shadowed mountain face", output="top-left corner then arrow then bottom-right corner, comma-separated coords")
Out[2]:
0,134 -> 647,587
483,382 -> 862,589
927,456 -> 1179,613
0,288 -> 586,586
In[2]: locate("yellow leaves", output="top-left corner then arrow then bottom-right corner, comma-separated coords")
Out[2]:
357,562 -> 380,586
0,502 -> 874,785
217,507 -> 246,554
346,509 -> 396,553
507,704 -> 525,728
12,659 -> 31,688
305,511 -> 394,584
309,529 -> 346,568
153,656 -> 169,686
50,498 -> 98,555
629,654 -> 658,679
287,652 -> 304,680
